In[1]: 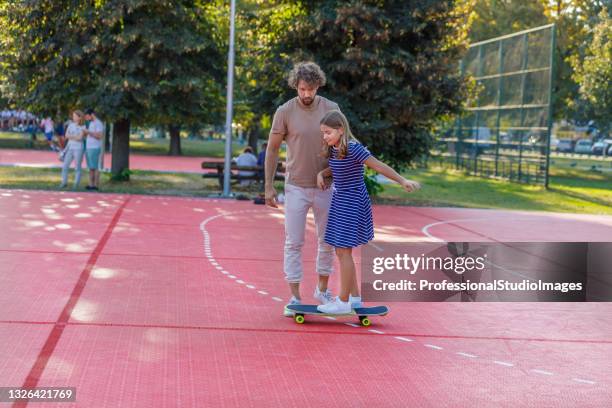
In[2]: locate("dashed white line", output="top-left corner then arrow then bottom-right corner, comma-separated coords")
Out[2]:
199,209 -> 598,388
573,378 -> 596,385
531,369 -> 554,376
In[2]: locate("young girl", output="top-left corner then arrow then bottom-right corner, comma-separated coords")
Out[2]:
60,110 -> 86,189
316,110 -> 420,314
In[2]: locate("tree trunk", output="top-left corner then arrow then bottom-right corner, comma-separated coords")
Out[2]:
104,123 -> 111,152
247,116 -> 261,154
111,118 -> 130,179
168,125 -> 182,156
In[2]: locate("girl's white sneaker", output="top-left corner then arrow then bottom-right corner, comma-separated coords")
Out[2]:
317,297 -> 351,314
349,295 -> 362,308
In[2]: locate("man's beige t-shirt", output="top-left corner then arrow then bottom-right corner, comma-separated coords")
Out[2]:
270,95 -> 339,188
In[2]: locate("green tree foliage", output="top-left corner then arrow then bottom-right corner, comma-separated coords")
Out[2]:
0,0 -> 223,173
469,0 -> 547,42
572,9 -> 611,135
253,0 -> 473,168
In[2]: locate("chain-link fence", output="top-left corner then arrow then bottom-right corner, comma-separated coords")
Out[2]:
434,24 -> 556,186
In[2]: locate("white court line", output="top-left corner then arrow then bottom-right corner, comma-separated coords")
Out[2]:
420,217 -> 488,242
531,369 -> 554,376
573,378 -> 596,385
457,352 -> 478,358
198,210 -> 598,387
236,279 -> 245,284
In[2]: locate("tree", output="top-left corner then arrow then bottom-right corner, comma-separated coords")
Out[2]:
1,0 -> 223,176
251,0 -> 473,167
572,9 -> 611,136
469,0 -> 547,42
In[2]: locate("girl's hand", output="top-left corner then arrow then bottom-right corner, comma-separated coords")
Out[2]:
401,179 -> 420,193
317,172 -> 328,190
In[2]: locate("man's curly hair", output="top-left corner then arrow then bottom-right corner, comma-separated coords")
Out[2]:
287,62 -> 327,89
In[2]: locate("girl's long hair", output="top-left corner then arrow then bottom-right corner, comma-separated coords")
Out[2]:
320,110 -> 357,159
72,110 -> 84,125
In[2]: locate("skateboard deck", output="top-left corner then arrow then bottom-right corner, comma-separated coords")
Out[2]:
286,304 -> 389,326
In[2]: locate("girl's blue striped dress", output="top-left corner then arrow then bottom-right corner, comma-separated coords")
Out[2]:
324,140 -> 374,248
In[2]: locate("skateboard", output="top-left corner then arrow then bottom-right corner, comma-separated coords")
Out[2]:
286,304 -> 389,327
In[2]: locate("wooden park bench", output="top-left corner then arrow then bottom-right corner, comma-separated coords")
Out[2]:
202,161 -> 285,189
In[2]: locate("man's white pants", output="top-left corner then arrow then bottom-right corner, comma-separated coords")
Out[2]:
284,183 -> 334,283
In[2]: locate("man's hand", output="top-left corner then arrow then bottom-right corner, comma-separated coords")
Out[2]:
316,172 -> 328,190
265,185 -> 278,208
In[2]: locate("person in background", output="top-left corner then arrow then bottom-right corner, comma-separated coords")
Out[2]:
40,116 -> 58,151
60,110 -> 86,189
84,109 -> 104,190
55,118 -> 66,149
233,146 -> 258,186
257,142 -> 267,181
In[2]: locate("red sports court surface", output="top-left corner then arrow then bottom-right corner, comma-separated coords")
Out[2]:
0,188 -> 611,407
0,148 -> 218,173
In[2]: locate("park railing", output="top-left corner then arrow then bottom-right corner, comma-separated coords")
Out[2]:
436,24 -> 556,187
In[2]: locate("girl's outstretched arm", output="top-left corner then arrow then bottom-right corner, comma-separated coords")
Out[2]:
364,157 -> 421,192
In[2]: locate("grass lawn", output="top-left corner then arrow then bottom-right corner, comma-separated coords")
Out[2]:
1,131 -> 609,214
0,162 -> 610,214
373,165 -> 612,214
0,165 -> 271,197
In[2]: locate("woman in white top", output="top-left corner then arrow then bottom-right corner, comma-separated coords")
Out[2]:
60,110 -> 86,188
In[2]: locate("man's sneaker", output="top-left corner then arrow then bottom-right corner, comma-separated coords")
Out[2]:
317,297 -> 351,314
283,296 -> 301,317
349,295 -> 363,308
313,286 -> 334,305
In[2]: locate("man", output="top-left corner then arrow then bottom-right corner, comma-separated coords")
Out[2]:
265,61 -> 339,315
84,109 -> 104,190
